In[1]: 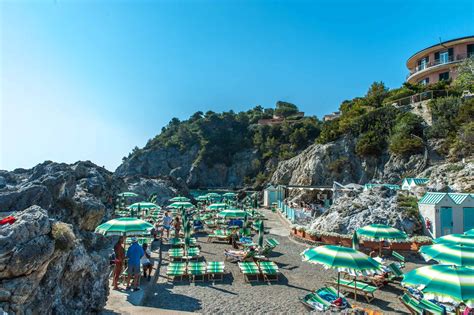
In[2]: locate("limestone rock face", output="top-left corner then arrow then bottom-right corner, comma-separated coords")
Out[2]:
420,160 -> 474,192
0,161 -> 122,314
124,175 -> 191,205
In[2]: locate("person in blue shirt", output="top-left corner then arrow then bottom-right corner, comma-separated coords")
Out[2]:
126,237 -> 144,291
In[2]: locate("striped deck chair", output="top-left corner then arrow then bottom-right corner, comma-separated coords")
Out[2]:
187,261 -> 207,282
207,229 -> 231,243
207,261 -> 225,281
238,261 -> 260,282
166,262 -> 186,281
204,220 -> 217,228
300,286 -> 347,311
240,227 -> 252,237
168,238 -> 184,247
399,293 -> 444,315
168,248 -> 184,261
330,278 -> 377,303
265,238 -> 280,248
258,261 -> 279,282
186,247 -> 200,260
388,262 -> 405,281
392,251 -> 406,268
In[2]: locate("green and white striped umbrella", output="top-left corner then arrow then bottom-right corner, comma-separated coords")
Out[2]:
206,192 -> 221,198
419,243 -> 474,267
402,264 -> 474,307
217,209 -> 247,219
301,245 -> 382,276
128,202 -> 160,211
118,192 -> 139,197
466,229 -> 474,236
95,217 -> 153,236
258,220 -> 265,248
434,234 -> 474,247
170,196 -> 190,202
208,203 -> 228,210
169,202 -> 194,209
196,195 -> 209,201
223,192 -> 236,198
356,224 -> 408,241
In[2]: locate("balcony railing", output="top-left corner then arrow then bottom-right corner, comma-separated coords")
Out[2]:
407,53 -> 471,78
386,90 -> 449,107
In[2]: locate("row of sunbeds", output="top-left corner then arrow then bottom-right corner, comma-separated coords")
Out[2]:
166,261 -> 225,282
238,261 -> 280,282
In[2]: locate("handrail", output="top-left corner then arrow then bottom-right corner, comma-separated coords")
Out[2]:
385,90 -> 449,107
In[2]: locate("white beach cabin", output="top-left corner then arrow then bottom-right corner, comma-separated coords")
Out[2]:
263,185 -> 278,208
418,192 -> 474,237
401,178 -> 429,191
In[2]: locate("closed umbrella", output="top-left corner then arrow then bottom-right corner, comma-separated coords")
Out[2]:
258,221 -> 265,248
419,243 -> 474,267
95,217 -> 153,236
357,224 -> 407,256
352,231 -> 359,250
402,264 -> 474,308
434,234 -> 474,247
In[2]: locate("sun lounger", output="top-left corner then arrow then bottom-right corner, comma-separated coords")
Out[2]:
265,238 -> 280,248
207,229 -> 231,243
254,245 -> 275,261
258,261 -> 279,282
184,247 -> 200,260
300,286 -> 348,311
187,261 -> 207,282
207,261 -> 225,281
388,262 -> 404,280
168,237 -> 184,247
240,227 -> 252,237
238,261 -> 260,282
166,262 -> 186,281
224,249 -> 256,262
168,248 -> 184,260
392,251 -> 406,268
399,293 -> 444,315
329,278 -> 377,302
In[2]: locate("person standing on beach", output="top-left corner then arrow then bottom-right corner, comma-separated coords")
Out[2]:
126,237 -> 144,291
174,216 -> 181,238
162,211 -> 173,240
112,236 -> 125,290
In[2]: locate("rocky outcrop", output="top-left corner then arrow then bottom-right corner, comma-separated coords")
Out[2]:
0,161 -> 124,314
124,175 -> 191,205
421,160 -> 474,192
310,187 -> 421,235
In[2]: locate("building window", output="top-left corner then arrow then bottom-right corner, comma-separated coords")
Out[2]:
439,72 -> 449,81
418,56 -> 429,70
419,77 -> 430,85
439,51 -> 449,64
468,44 -> 474,58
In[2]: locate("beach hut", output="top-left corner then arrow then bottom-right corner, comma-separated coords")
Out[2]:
363,184 -> 400,191
401,177 -> 429,191
418,192 -> 474,237
263,185 -> 278,207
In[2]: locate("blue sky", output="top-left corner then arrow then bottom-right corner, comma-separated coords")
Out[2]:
1,0 -> 473,171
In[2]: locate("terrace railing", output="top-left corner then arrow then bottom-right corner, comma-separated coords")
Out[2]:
407,53 -> 471,78
386,90 -> 449,107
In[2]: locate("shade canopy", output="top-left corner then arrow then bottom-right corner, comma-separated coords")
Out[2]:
356,224 -> 407,241
95,217 -> 153,236
207,203 -> 228,210
433,234 -> 474,247
169,202 -> 194,209
419,243 -> 474,267
402,264 -> 474,307
196,195 -> 209,201
223,192 -> 236,198
465,229 -> 474,236
128,202 -> 160,210
118,192 -> 139,197
217,209 -> 247,219
170,196 -> 190,202
301,245 -> 382,276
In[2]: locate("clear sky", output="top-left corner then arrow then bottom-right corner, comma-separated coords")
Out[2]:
1,0 -> 473,171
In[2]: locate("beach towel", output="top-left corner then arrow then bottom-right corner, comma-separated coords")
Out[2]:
0,216 -> 16,225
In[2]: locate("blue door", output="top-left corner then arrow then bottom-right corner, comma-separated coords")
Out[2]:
440,207 -> 453,236
463,208 -> 474,232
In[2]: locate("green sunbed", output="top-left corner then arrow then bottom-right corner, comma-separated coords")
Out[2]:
238,261 -> 260,282
258,261 -> 279,282
207,229 -> 231,242
399,293 -> 444,315
168,237 -> 184,247
166,262 -> 186,281
388,262 -> 404,280
187,262 -> 207,282
186,247 -> 200,259
330,278 -> 377,302
300,286 -> 347,311
392,251 -> 406,268
207,261 -> 225,281
168,248 -> 184,260
265,238 -> 280,248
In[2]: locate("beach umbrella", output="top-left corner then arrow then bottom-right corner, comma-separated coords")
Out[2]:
419,243 -> 474,267
208,203 -> 228,210
196,195 -> 208,201
95,217 -> 153,236
223,192 -> 236,198
128,202 -> 160,211
434,234 -> 474,247
170,196 -> 190,202
357,224 -> 407,255
402,264 -> 474,308
217,209 -> 248,219
352,231 -> 359,250
465,229 -> 474,236
169,202 -> 194,209
207,192 -> 221,198
258,221 -> 265,248
301,245 -> 382,297
118,192 -> 139,197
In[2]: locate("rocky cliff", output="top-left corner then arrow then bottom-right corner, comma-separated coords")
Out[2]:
0,161 -> 124,314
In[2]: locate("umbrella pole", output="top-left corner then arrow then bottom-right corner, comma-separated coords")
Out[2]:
337,272 -> 340,296
354,277 -> 357,301
379,241 -> 382,257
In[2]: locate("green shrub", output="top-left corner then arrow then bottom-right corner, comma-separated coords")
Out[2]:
356,131 -> 385,156
328,157 -> 350,173
51,222 -> 76,251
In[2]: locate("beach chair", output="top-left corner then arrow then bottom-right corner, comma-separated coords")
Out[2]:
168,248 -> 184,261
238,261 -> 260,282
399,293 -> 444,315
207,261 -> 225,281
184,247 -> 200,261
207,229 -> 231,243
168,237 -> 184,247
204,220 -> 216,228
187,261 -> 207,282
240,227 -> 252,237
388,262 -> 405,281
265,238 -> 280,248
258,261 -> 279,282
330,278 -> 377,303
224,249 -> 256,262
254,245 -> 275,261
392,251 -> 406,268
166,262 -> 186,281
300,286 -> 348,311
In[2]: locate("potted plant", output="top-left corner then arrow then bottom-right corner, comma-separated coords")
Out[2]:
320,231 -> 341,245
362,239 -> 381,251
390,239 -> 412,251
339,234 -> 352,247
291,224 -> 298,235
296,226 -> 306,238
306,229 -> 320,242
410,235 -> 433,251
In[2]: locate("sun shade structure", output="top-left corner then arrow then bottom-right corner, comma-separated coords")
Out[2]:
128,202 -> 160,211
466,229 -> 474,236
433,234 -> 474,247
356,224 -> 407,241
419,243 -> 474,267
196,195 -> 209,201
207,203 -> 228,210
223,192 -> 236,198
401,264 -> 474,308
95,217 -> 154,236
217,209 -> 247,219
206,192 -> 221,198
117,192 -> 139,197
169,202 -> 194,209
170,196 -> 190,202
